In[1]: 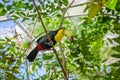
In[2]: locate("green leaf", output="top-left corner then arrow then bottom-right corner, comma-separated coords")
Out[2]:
0,3 -> 4,7
12,67 -> 20,74
11,15 -> 19,21
0,39 -> 5,41
5,0 -> 10,3
0,45 -> 4,49
28,14 -> 35,17
5,37 -> 11,41
32,15 -> 37,21
22,41 -> 30,49
42,53 -> 54,60
29,4 -> 33,10
111,54 -> 120,58
83,3 -> 89,13
6,5 -> 12,10
32,63 -> 36,71
20,11 -> 26,17
112,46 -> 120,52
103,0 -> 118,10
9,10 -> 15,14
11,41 -> 16,47
0,8 -> 6,16
63,0 -> 68,6
5,72 -> 18,79
21,17 -> 29,22
36,61 -> 42,68
88,1 -> 102,23
110,61 -> 120,66
107,38 -> 113,44
113,37 -> 120,44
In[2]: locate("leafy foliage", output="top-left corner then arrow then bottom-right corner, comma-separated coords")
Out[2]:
0,38 -> 22,79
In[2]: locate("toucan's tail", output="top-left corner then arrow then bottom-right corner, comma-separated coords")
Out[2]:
27,47 -> 39,62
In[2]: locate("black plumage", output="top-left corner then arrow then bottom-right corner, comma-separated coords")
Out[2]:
27,29 -> 59,62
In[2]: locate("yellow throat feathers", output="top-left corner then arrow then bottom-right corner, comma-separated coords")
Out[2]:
54,29 -> 64,42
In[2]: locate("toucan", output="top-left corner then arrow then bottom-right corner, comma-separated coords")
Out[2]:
27,28 -> 73,62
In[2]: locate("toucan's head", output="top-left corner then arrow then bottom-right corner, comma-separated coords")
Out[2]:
54,28 -> 73,43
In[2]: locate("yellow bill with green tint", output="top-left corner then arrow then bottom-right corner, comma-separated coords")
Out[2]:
63,29 -> 74,43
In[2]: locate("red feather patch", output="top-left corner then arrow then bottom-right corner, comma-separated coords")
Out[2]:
37,44 -> 44,50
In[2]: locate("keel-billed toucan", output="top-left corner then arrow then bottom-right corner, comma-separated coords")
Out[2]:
27,28 -> 73,62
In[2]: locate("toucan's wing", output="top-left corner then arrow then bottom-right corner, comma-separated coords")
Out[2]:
42,42 -> 52,49
37,36 -> 48,44
37,31 -> 57,43
37,35 -> 52,49
37,30 -> 58,45
36,36 -> 43,43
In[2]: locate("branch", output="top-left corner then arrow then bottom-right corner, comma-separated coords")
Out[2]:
25,60 -> 30,80
57,0 -> 75,80
66,12 -> 76,30
16,21 -> 32,38
5,14 -> 32,39
57,0 -> 63,13
64,13 -> 120,18
64,14 -> 88,18
32,0 -> 66,78
64,0 -> 75,14
70,2 -> 89,8
31,18 -> 38,36
58,0 -> 75,28
59,42 -> 67,78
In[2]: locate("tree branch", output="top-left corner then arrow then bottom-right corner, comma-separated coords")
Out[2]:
70,2 -> 89,8
59,42 -> 67,78
32,0 -> 67,79
57,0 -> 75,80
25,60 -> 30,80
58,0 -> 75,28
66,12 -> 76,30
65,14 -> 88,18
64,13 -> 120,18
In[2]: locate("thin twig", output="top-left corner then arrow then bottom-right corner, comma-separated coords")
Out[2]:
25,60 -> 30,80
57,0 -> 63,13
57,0 -> 65,28
57,0 -> 75,80
32,0 -> 66,78
58,0 -> 75,28
66,12 -> 76,30
16,21 -> 32,39
64,0 -> 75,14
31,18 -> 38,36
65,14 -> 88,18
65,13 -> 120,18
70,2 -> 89,8
59,42 -> 67,76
